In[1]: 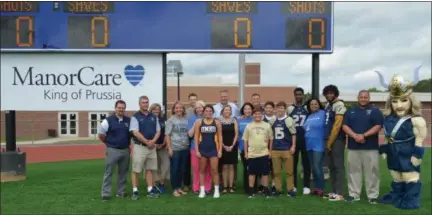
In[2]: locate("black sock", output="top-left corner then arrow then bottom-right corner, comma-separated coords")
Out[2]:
248,186 -> 254,195
263,186 -> 270,195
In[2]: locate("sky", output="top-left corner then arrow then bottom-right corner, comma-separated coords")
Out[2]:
167,2 -> 432,93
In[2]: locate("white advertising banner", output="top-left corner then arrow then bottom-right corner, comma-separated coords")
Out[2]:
0,53 -> 163,111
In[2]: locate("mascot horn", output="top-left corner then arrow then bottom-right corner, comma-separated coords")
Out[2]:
379,74 -> 428,209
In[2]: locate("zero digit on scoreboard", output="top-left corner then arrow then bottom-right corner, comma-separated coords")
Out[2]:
234,17 -> 251,48
308,18 -> 325,49
91,17 -> 109,47
16,16 -> 33,47
68,16 -> 109,48
211,17 -> 252,49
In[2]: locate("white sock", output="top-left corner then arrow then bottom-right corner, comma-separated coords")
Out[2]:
147,186 -> 153,192
133,187 -> 138,192
200,186 -> 205,192
214,185 -> 219,192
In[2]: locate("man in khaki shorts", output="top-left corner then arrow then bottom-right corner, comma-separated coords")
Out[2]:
130,96 -> 161,200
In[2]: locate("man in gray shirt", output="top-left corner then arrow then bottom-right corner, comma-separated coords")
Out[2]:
166,108 -> 190,196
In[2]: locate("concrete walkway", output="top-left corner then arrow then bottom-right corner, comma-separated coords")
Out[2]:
0,137 -> 99,146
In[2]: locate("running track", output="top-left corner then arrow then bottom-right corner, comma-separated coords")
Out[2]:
1,138 -> 431,164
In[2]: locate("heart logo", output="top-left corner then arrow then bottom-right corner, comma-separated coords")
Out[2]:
124,65 -> 145,86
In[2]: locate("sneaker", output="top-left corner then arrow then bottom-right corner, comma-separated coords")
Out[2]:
151,187 -> 159,194
213,191 -> 220,198
287,189 -> 296,198
248,193 -> 255,198
156,184 -> 165,193
258,185 -> 264,193
329,194 -> 344,201
303,187 -> 311,195
264,188 -> 272,198
198,191 -> 206,198
315,189 -> 324,197
323,193 -> 335,199
116,192 -> 127,198
131,191 -> 139,200
271,186 -> 277,194
346,196 -> 360,203
147,190 -> 159,198
368,198 -> 379,204
101,196 -> 110,201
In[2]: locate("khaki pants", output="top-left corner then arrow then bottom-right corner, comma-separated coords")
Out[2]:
271,150 -> 294,191
132,144 -> 158,173
153,148 -> 170,181
347,150 -> 380,199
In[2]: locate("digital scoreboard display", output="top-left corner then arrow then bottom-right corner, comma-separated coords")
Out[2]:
0,1 -> 334,53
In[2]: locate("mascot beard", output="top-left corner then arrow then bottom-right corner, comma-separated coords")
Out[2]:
379,75 -> 428,210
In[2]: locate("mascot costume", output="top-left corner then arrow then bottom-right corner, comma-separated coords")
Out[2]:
379,74 -> 428,209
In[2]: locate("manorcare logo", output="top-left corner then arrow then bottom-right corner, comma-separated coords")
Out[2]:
11,65 -> 145,103
124,65 -> 145,86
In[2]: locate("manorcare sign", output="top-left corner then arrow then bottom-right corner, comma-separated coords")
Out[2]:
0,53 -> 163,111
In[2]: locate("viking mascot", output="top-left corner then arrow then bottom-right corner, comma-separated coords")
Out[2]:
379,74 -> 428,209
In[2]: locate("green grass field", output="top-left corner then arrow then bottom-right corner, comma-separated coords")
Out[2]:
1,150 -> 431,215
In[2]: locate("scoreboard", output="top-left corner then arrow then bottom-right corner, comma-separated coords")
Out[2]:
0,1 -> 334,53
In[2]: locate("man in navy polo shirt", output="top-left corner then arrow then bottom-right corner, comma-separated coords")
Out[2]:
130,95 -> 161,200
99,100 -> 131,201
343,90 -> 383,204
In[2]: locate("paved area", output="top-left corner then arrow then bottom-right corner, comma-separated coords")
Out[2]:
0,137 -> 99,146
0,138 -> 430,164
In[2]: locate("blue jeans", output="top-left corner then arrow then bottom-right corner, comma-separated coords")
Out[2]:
170,149 -> 189,190
308,150 -> 325,191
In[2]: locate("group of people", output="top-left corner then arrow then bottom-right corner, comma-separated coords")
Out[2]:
98,75 -> 426,210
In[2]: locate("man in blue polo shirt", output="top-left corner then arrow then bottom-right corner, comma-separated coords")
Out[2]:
99,100 -> 131,201
130,95 -> 161,200
343,90 -> 383,204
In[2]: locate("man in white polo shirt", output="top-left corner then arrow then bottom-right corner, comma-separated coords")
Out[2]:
213,89 -> 239,118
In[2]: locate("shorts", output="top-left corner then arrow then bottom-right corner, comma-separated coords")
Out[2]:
248,155 -> 270,176
199,143 -> 218,158
132,144 -> 158,173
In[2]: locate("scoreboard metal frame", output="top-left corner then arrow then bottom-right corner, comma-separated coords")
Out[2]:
0,1 -> 334,54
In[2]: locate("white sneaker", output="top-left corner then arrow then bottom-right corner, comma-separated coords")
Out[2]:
198,191 -> 206,198
303,187 -> 311,195
213,191 -> 220,198
293,187 -> 297,192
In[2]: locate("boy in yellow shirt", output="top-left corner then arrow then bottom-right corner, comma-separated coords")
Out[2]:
243,107 -> 273,198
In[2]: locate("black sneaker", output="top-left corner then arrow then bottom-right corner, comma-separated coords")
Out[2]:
346,196 -> 360,203
271,186 -> 277,194
264,187 -> 272,198
131,191 -> 139,200
258,185 -> 264,193
247,187 -> 255,198
345,196 -> 360,203
287,189 -> 296,198
368,198 -> 379,204
116,192 -> 127,198
101,196 -> 110,201
147,190 -> 159,198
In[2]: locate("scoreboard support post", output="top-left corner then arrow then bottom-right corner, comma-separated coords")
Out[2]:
1,110 -> 27,183
311,53 -> 320,99
312,53 -> 330,179
162,53 -> 168,120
